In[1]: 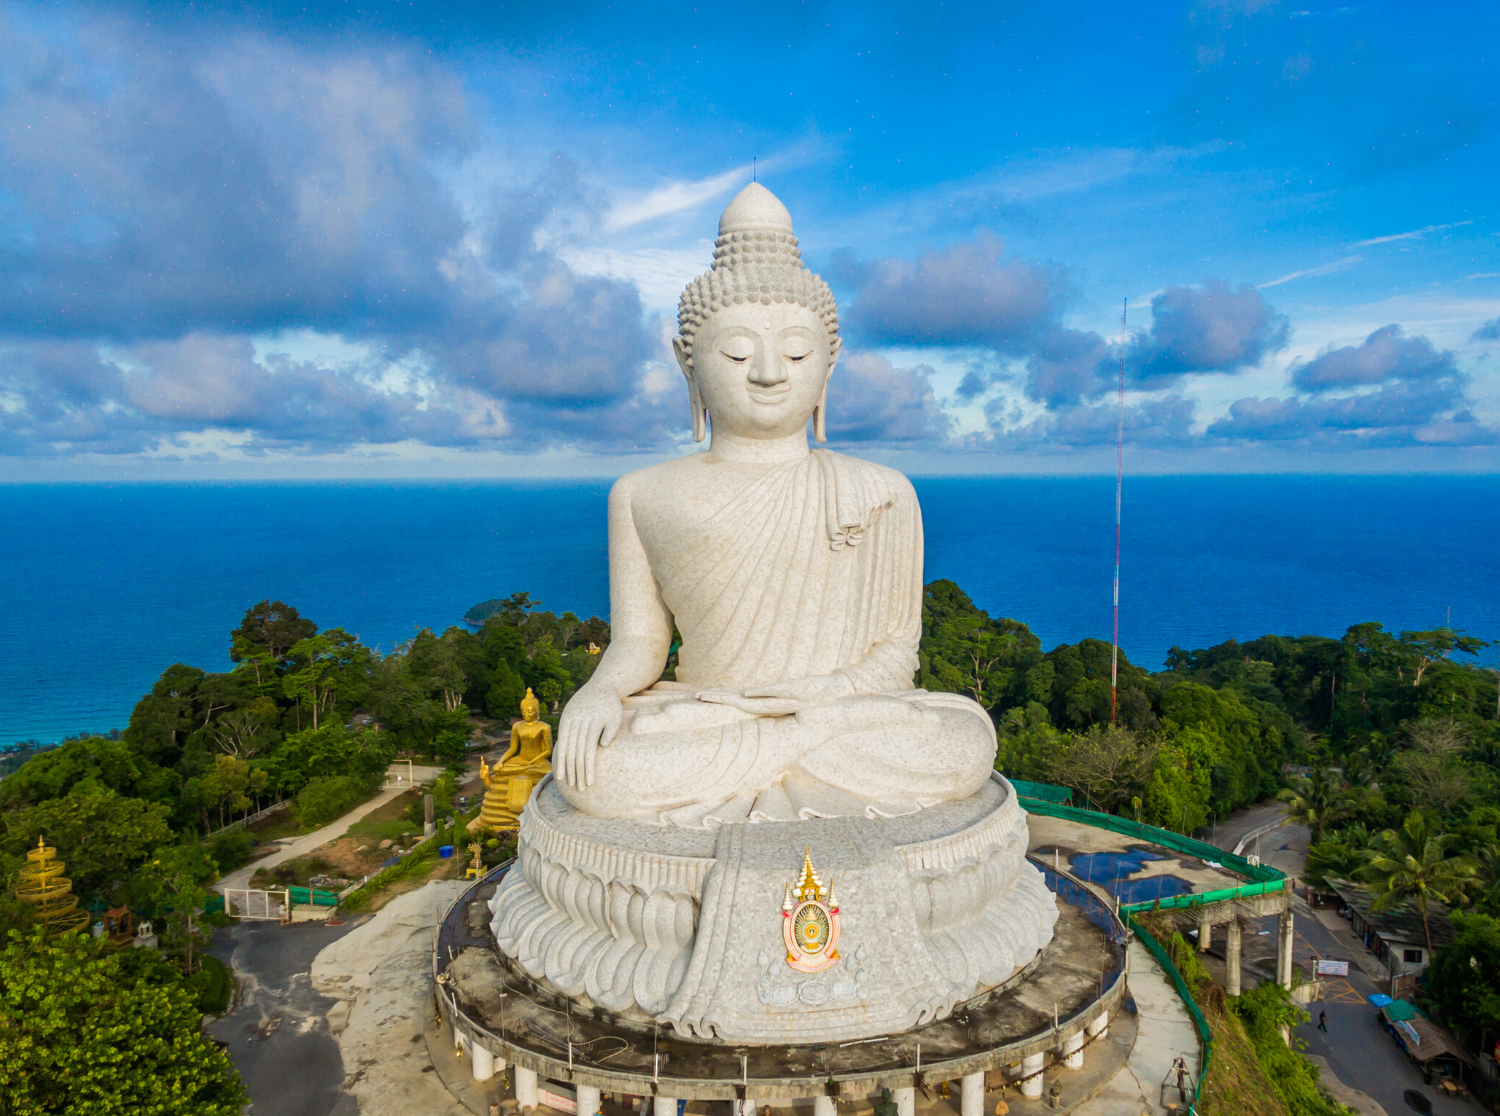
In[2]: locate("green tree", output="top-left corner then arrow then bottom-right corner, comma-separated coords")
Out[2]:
1303,839 -> 1367,891
1044,724 -> 1157,814
1277,767 -> 1350,843
198,754 -> 268,830
0,735 -> 170,808
1359,812 -> 1479,953
0,926 -> 244,1115
1390,718 -> 1473,813
136,845 -> 217,978
282,629 -> 370,730
1424,911 -> 1500,1046
6,788 -> 173,895
1395,628 -> 1488,687
231,599 -> 317,663
122,663 -> 208,767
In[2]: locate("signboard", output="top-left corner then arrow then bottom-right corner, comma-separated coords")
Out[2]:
1314,959 -> 1350,976
540,1089 -> 577,1114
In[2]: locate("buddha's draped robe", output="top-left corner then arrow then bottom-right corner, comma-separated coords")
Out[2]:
559,449 -> 996,828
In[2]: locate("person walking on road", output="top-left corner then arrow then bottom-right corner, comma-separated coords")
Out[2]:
1318,1010 -> 1328,1032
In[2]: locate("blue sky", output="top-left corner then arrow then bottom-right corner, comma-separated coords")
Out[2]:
1,0 -> 1497,478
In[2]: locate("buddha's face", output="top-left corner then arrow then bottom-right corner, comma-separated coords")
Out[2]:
676,301 -> 839,441
521,704 -> 539,723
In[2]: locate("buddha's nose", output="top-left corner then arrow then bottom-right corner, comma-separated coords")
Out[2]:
749,344 -> 787,386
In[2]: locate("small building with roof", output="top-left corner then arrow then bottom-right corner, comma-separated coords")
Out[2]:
1379,1000 -> 1478,1086
1327,879 -> 1454,996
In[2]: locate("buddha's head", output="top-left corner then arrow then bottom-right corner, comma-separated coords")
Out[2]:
519,687 -> 541,722
674,184 -> 841,443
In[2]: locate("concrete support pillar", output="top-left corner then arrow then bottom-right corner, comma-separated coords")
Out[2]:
515,1067 -> 538,1111
1087,1010 -> 1109,1043
1061,1030 -> 1084,1069
471,1043 -> 495,1082
960,1073 -> 985,1116
1198,909 -> 1212,952
424,792 -> 436,838
1021,1053 -> 1045,1099
653,1096 -> 678,1116
1278,910 -> 1295,990
1225,919 -> 1243,997
893,1085 -> 915,1116
576,1085 -> 601,1116
814,1096 -> 836,1116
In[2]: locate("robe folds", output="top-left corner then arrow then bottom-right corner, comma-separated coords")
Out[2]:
654,448 -> 922,693
566,449 -> 997,828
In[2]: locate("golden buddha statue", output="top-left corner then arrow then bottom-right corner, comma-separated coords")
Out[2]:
476,688 -> 553,831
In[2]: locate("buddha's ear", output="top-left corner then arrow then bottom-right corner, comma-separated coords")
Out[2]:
673,335 -> 708,443
813,335 -> 839,443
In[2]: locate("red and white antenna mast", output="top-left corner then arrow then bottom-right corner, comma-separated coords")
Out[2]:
1109,298 -> 1126,725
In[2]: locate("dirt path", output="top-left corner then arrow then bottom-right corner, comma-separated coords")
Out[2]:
215,787 -> 408,893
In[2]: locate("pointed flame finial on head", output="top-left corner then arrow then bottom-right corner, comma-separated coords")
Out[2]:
519,687 -> 541,720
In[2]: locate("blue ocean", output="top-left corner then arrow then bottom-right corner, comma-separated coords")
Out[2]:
4,474 -> 1498,746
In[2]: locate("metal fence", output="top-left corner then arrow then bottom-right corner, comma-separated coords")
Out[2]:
223,888 -> 288,921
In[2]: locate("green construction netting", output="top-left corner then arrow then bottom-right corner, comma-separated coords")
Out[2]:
286,886 -> 339,907
1007,778 -> 1074,804
1015,797 -> 1286,886
1015,786 -> 1297,1111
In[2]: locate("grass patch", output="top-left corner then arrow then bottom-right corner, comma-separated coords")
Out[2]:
339,811 -> 476,913
344,788 -> 422,846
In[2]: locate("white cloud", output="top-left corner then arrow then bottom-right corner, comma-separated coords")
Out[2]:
1257,255 -> 1362,289
603,166 -> 750,232
1353,220 -> 1473,248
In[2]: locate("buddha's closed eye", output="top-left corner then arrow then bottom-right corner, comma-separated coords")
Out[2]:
720,337 -> 755,363
784,339 -> 814,363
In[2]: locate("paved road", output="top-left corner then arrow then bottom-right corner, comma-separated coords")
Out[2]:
209,918 -> 364,1116
1209,802 -> 1469,1116
216,787 -> 407,893
1287,911 -> 1471,1116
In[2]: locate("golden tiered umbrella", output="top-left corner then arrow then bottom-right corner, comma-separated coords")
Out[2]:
15,837 -> 90,937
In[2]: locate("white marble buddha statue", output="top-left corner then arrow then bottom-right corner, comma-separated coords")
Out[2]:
555,183 -> 996,827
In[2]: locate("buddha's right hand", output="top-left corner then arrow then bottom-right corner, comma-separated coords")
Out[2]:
557,683 -> 623,789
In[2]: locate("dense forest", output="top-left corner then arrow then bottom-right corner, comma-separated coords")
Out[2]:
3,580 -> 1500,1081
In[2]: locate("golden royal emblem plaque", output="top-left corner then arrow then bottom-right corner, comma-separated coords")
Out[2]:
782,848 -> 840,973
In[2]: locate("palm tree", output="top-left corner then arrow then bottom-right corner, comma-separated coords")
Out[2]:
1277,766 -> 1349,842
1358,812 -> 1478,953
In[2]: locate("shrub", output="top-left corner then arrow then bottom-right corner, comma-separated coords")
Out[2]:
205,828 -> 258,873
187,955 -> 234,1014
292,774 -> 374,828
1231,983 -> 1348,1116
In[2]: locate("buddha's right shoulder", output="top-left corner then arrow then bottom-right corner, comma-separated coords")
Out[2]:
609,455 -> 705,507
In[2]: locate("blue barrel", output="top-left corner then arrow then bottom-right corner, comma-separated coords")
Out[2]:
439,845 -> 454,858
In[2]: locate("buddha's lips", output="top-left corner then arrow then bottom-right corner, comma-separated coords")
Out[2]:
746,385 -> 792,402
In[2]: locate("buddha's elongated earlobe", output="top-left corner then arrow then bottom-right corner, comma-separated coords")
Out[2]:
814,337 -> 838,443
675,334 -> 708,443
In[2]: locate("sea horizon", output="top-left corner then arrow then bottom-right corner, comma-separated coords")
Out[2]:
6,472 -> 1498,747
